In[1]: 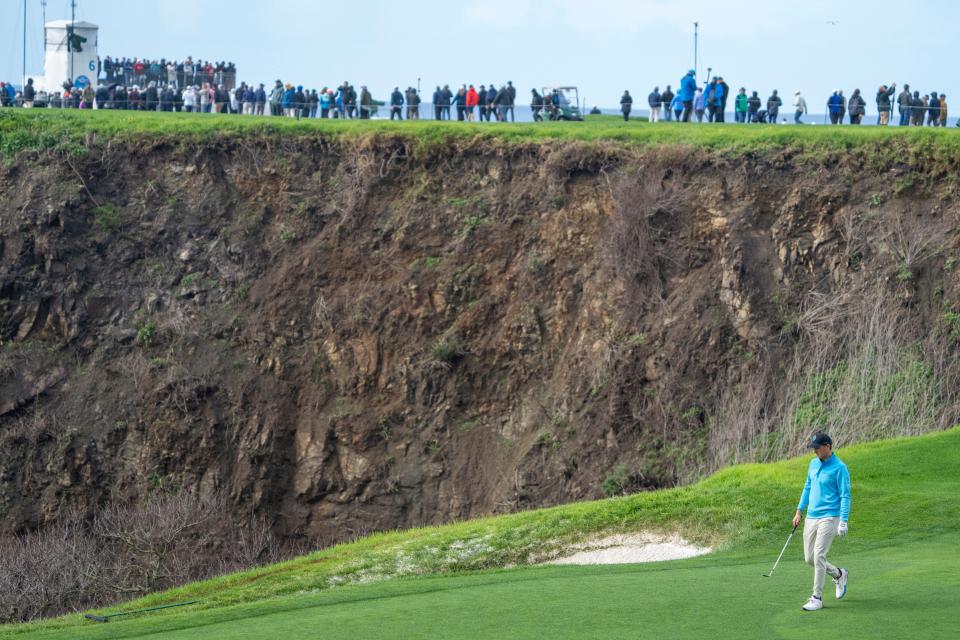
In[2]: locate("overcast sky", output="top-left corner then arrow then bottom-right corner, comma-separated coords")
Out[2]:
3,0 -> 957,106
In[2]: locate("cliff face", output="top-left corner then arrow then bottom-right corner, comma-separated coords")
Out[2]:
2,134 -> 959,542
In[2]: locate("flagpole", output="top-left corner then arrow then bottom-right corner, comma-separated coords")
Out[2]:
22,0 -> 27,88
693,22 -> 698,79
69,0 -> 77,85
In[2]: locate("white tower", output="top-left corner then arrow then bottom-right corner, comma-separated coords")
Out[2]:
40,20 -> 99,92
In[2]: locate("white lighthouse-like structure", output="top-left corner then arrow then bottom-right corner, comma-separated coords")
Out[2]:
40,20 -> 99,92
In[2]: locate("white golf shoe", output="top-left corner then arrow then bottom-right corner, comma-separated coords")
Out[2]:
834,568 -> 848,599
802,595 -> 823,611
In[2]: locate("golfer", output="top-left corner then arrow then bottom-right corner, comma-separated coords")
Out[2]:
792,432 -> 850,611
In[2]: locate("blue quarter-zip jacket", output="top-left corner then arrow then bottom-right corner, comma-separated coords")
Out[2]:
797,453 -> 851,521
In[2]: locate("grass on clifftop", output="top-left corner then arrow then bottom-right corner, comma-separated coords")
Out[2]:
7,426 -> 960,639
3,109 -> 960,159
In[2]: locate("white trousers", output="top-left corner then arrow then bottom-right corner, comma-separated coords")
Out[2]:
803,516 -> 840,598
649,106 -> 660,122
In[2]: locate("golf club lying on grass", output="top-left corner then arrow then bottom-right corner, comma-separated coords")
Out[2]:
84,601 -> 199,623
762,523 -> 799,578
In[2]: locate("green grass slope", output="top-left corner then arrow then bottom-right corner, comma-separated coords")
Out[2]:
6,427 -> 959,639
4,109 -> 960,159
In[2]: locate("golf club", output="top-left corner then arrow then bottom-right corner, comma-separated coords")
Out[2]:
762,523 -> 799,577
84,600 -> 199,623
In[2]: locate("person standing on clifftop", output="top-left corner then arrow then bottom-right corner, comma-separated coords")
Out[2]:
898,84 -> 912,126
441,85 -> 453,120
928,92 -> 942,126
647,86 -> 662,122
359,85 -> 373,119
747,91 -> 761,122
694,87 -> 706,122
454,86 -> 466,121
876,83 -> 896,125
390,86 -> 404,120
487,85 -> 499,121
793,90 -> 807,123
793,432 -> 850,612
269,80 -> 283,116
718,76 -> 730,122
432,86 -> 443,120
705,77 -> 723,122
530,88 -> 544,121
671,92 -> 683,121
734,87 -> 748,123
827,90 -> 843,124
909,91 -> 924,126
504,81 -> 516,122
22,78 -> 35,108
679,70 -> 696,122
848,89 -> 866,125
660,85 -> 674,121
766,90 -> 782,123
620,90 -> 632,121
465,85 -> 478,122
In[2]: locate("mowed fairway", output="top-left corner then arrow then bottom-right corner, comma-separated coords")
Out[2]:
9,428 -> 960,640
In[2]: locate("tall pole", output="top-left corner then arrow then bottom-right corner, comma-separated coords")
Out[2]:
22,0 -> 27,88
42,0 -> 47,51
69,0 -> 77,86
693,22 -> 698,79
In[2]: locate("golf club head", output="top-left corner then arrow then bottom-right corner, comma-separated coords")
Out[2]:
84,614 -> 109,623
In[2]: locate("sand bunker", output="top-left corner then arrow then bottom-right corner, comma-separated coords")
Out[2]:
544,533 -> 711,565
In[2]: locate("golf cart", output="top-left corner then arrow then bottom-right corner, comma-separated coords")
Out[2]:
538,86 -> 583,121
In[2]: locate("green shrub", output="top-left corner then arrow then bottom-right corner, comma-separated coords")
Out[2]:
136,322 -> 156,347
432,333 -> 464,363
180,272 -> 202,288
945,311 -> 960,339
409,256 -> 442,271
626,333 -> 646,346
461,215 -> 489,239
896,262 -> 913,282
526,255 -> 546,275
535,430 -> 559,449
232,283 -> 251,303
94,203 -> 123,232
601,464 -> 629,497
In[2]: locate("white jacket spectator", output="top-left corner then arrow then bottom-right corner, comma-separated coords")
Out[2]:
793,92 -> 807,113
793,91 -> 808,123
183,86 -> 197,112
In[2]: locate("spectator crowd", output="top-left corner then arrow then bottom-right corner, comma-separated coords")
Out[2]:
0,61 -> 954,127
627,71 -> 948,126
100,56 -> 237,91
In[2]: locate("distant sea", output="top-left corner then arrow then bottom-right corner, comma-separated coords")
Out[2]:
374,105 -> 959,128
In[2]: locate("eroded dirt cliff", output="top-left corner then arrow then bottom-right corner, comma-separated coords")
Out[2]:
2,133 -> 959,542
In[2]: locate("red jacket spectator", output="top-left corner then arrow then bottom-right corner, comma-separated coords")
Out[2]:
466,87 -> 479,108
